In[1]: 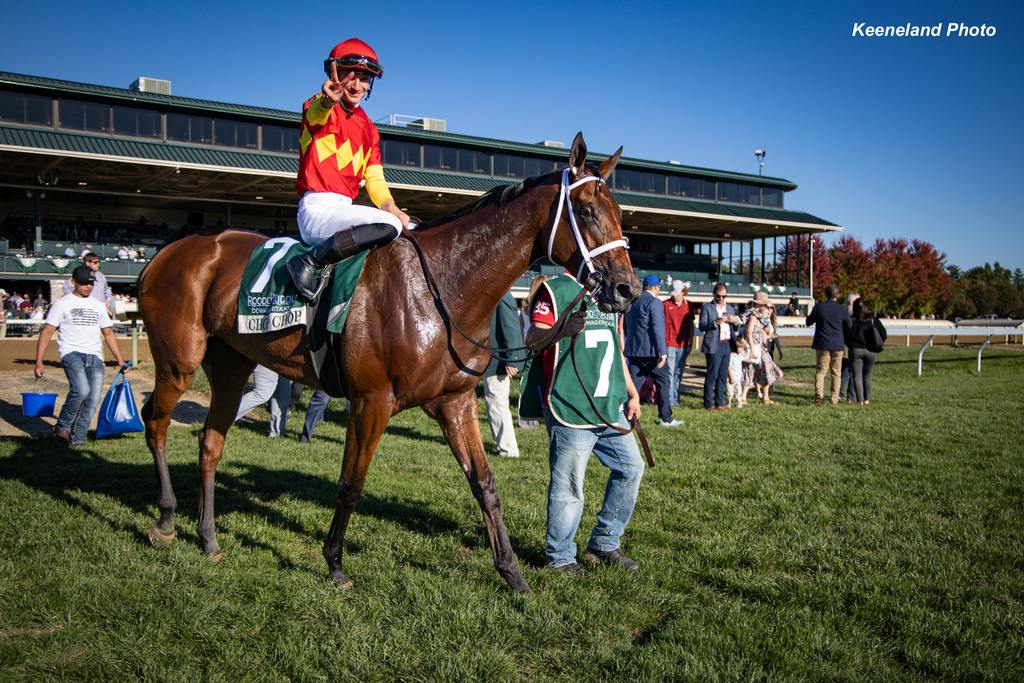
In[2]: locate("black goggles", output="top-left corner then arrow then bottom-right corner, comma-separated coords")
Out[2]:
324,55 -> 383,79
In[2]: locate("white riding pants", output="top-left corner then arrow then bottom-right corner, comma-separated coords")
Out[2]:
297,192 -> 403,246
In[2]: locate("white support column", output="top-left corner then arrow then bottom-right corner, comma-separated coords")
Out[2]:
977,335 -> 992,373
917,334 -> 936,376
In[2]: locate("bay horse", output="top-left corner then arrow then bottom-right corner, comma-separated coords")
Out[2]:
138,133 -> 639,593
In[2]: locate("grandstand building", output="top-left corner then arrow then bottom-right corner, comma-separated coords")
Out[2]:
0,71 -> 840,306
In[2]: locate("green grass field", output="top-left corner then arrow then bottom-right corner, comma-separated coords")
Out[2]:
1,346 -> 1022,680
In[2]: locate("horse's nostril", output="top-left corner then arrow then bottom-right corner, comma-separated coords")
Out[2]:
615,283 -> 633,301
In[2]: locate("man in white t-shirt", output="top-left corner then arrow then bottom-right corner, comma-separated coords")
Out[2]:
35,265 -> 129,446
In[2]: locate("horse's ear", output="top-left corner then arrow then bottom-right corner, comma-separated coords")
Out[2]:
597,146 -> 623,181
568,132 -> 587,176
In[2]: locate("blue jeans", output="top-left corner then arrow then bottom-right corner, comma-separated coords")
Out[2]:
544,411 -> 645,567
665,346 -> 690,405
57,352 -> 106,444
703,347 -> 731,409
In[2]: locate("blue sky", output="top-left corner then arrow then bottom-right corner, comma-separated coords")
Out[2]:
1,0 -> 1021,270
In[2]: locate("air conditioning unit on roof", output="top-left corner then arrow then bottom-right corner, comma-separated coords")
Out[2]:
539,140 -> 565,148
413,117 -> 446,132
130,77 -> 172,95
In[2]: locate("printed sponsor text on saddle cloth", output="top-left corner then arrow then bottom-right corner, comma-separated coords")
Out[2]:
237,237 -> 368,334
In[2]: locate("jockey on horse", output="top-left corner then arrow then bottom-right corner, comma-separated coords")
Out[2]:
287,38 -> 412,301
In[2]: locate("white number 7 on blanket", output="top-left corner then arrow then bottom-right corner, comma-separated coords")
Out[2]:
250,237 -> 299,293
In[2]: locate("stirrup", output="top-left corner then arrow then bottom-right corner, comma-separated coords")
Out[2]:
305,264 -> 335,305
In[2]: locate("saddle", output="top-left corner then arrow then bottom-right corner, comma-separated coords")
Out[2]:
236,237 -> 368,397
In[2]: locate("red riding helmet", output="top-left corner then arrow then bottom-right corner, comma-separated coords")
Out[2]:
324,38 -> 383,79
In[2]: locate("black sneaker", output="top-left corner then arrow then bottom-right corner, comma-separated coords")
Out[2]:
583,546 -> 640,572
549,562 -> 587,576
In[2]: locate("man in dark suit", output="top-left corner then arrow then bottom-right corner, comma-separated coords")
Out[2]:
624,274 -> 683,427
806,283 -> 853,405
698,283 -> 740,411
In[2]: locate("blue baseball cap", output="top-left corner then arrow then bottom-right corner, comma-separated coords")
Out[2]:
642,274 -> 661,287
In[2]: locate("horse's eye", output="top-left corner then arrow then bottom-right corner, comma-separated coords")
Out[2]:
579,205 -> 595,219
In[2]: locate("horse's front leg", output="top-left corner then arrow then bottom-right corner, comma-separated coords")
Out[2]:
429,392 -> 530,594
323,393 -> 392,588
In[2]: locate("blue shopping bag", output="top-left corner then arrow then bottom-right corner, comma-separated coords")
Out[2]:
95,371 -> 144,438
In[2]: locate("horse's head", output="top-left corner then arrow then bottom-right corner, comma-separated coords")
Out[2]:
544,132 -> 641,313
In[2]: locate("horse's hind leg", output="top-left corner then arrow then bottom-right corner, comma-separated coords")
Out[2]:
143,348 -> 204,548
428,392 -> 530,594
322,393 -> 393,588
195,339 -> 256,560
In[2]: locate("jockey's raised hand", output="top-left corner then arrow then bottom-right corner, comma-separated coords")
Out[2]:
289,38 -> 404,303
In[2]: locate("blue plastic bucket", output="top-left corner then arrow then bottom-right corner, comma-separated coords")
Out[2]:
22,392 -> 58,417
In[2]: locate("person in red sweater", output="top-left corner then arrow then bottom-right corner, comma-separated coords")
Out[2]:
663,280 -> 695,405
287,38 -> 411,301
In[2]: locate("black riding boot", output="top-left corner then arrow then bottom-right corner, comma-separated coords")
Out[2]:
287,222 -> 399,302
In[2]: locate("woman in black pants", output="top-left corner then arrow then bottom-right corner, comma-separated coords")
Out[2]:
844,298 -> 887,404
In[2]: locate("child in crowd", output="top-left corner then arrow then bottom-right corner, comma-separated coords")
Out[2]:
727,339 -> 748,408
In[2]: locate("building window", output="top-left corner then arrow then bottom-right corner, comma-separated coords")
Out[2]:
457,149 -> 489,174
667,175 -> 714,199
524,157 -> 556,177
762,187 -> 783,208
382,140 -> 420,167
423,144 -> 456,171
614,169 -> 663,193
59,99 -> 111,133
717,181 -> 760,204
167,113 -> 213,144
112,105 -> 161,138
0,91 -> 52,125
214,119 -> 258,149
262,124 -> 300,153
494,154 -> 524,178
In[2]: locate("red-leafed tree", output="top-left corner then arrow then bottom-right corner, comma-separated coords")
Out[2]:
771,234 -> 831,297
904,240 -> 953,316
828,235 -> 875,302
865,238 -> 952,316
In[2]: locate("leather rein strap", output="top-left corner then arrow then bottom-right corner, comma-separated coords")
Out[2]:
404,233 -> 589,364
567,307 -> 656,469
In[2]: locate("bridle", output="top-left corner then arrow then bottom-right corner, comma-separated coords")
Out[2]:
404,167 -> 654,467
547,167 -> 630,282
407,166 -> 628,363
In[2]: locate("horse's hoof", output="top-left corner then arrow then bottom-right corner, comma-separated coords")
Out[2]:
148,522 -> 176,548
510,578 -> 532,594
207,550 -> 225,563
330,572 -> 353,590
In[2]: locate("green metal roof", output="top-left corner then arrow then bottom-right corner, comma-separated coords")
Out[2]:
0,123 -> 834,227
614,190 -> 839,228
0,124 -> 298,174
0,71 -> 296,122
0,70 -> 797,189
384,167 -> 505,193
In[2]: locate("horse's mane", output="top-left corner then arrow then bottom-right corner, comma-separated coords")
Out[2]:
415,172 -> 554,230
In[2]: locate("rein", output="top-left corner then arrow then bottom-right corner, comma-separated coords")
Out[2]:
567,300 -> 656,469
403,233 -> 589,364
404,168 -> 652,466
403,166 -> 628,362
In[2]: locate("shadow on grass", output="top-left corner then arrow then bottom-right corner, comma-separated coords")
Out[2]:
0,398 -> 53,438
0,434 -> 541,576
